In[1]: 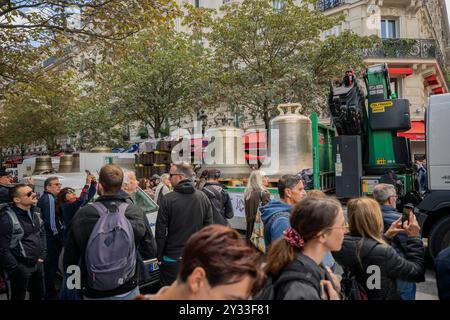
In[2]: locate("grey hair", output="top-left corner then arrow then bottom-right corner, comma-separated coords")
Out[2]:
373,183 -> 396,204
244,170 -> 266,200
160,173 -> 170,181
122,169 -> 135,185
173,162 -> 194,180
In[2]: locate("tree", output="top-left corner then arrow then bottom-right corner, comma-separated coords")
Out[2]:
0,0 -> 179,91
0,69 -> 78,154
65,89 -> 130,151
201,0 -> 378,129
96,27 -> 213,138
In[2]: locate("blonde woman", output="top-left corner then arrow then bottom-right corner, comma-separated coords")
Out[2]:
332,197 -> 425,300
244,170 -> 270,243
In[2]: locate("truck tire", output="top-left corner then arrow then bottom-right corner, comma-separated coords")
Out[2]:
429,215 -> 450,261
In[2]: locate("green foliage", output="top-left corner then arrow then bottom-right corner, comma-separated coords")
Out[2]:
202,0 -> 377,128
0,70 -> 78,153
94,27 -> 212,138
0,0 -> 180,91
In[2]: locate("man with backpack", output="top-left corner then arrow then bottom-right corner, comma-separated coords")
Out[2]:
63,164 -> 156,300
0,184 -> 46,300
201,169 -> 234,226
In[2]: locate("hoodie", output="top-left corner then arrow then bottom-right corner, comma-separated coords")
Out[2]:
155,179 -> 213,260
260,199 -> 292,246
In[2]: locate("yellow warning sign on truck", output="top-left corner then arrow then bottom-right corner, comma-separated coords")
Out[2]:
370,101 -> 393,113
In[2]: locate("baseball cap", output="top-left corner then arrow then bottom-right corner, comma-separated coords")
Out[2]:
0,167 -> 10,177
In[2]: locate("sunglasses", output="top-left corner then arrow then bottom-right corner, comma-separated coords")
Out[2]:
22,191 -> 34,197
67,189 -> 76,194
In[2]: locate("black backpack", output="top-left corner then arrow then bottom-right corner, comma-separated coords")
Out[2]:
340,242 -> 379,300
340,268 -> 369,300
254,270 -> 321,300
202,186 -> 228,226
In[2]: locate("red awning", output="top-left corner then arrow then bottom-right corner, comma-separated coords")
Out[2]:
433,87 -> 444,94
397,120 -> 425,141
388,68 -> 413,76
243,131 -> 267,149
425,74 -> 439,86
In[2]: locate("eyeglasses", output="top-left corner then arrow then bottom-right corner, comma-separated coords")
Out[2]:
67,189 -> 75,194
52,183 -> 62,187
169,173 -> 183,178
325,223 -> 349,231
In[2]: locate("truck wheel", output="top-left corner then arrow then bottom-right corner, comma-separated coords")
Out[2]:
429,215 -> 450,261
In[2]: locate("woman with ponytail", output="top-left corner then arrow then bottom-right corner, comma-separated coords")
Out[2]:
256,197 -> 346,300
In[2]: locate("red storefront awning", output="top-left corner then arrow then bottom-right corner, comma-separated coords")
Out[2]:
433,87 -> 444,94
388,68 -> 413,76
397,120 -> 425,141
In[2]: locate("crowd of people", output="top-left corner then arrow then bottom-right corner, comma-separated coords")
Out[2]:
0,164 -> 449,301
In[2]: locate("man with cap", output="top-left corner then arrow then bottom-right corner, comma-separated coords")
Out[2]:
201,169 -> 234,226
0,167 -> 14,204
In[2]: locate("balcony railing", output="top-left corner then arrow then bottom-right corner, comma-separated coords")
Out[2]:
361,38 -> 449,85
316,0 -> 345,11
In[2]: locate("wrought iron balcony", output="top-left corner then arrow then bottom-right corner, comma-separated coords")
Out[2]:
316,0 -> 345,11
361,38 -> 449,85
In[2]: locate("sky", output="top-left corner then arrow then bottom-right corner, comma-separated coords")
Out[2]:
447,0 -> 450,26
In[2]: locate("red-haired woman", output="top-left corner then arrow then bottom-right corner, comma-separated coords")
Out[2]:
136,225 -> 265,300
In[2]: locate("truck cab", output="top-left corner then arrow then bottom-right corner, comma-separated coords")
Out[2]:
416,93 -> 450,260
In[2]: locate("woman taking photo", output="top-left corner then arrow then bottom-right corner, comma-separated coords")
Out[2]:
57,173 -> 97,244
257,197 -> 345,300
332,197 -> 425,300
244,170 -> 270,244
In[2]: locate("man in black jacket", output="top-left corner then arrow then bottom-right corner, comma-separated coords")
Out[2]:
156,162 -> 213,286
63,164 -> 156,300
0,184 -> 46,300
36,176 -> 62,299
201,169 -> 234,226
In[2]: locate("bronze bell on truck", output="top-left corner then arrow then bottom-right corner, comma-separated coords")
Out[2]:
58,155 -> 73,173
33,156 -> 54,174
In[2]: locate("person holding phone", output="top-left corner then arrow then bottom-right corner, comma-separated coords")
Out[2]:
373,184 -> 422,300
57,172 -> 97,244
333,197 -> 425,300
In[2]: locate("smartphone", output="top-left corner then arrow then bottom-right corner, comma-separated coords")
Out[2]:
402,204 -> 414,226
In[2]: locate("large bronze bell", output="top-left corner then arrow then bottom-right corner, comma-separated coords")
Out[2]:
58,155 -> 73,173
33,156 -> 54,174
71,153 -> 80,172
